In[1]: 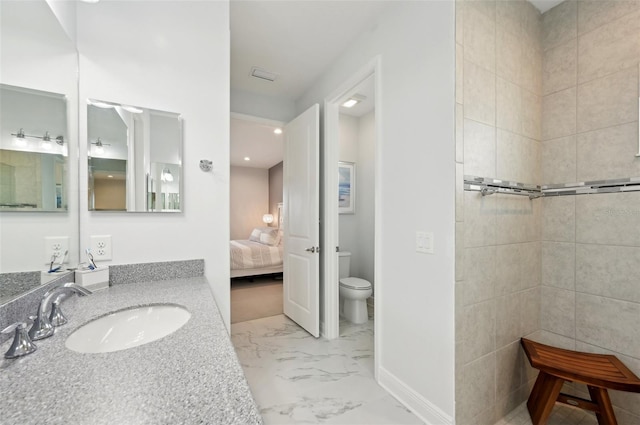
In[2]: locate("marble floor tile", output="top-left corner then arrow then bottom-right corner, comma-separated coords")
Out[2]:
231,314 -> 423,424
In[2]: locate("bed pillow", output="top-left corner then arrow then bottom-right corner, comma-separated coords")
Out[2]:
249,227 -> 278,244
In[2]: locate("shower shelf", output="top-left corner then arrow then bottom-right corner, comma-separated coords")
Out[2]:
464,175 -> 640,199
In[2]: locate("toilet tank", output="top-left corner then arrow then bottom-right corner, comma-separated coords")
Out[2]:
338,251 -> 351,279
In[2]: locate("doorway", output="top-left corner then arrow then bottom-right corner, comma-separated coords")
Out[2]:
322,58 -> 381,377
229,113 -> 285,324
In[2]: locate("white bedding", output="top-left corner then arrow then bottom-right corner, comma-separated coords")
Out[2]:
230,240 -> 283,271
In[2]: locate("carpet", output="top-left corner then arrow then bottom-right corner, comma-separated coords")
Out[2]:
231,275 -> 283,323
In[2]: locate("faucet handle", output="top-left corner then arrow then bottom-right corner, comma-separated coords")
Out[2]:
49,300 -> 68,327
1,321 -> 37,359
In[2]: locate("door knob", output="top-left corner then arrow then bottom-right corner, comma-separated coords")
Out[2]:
305,247 -> 316,253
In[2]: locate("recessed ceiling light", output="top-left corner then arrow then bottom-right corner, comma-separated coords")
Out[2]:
107,175 -> 113,178
274,128 -> 282,135
244,157 -> 250,161
342,99 -> 359,108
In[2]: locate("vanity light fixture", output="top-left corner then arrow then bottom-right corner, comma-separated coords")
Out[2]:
91,138 -> 110,155
274,128 -> 283,135
161,168 -> 174,182
262,214 -> 274,224
11,128 -> 65,145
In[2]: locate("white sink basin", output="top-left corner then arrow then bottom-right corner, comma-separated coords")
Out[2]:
65,304 -> 191,354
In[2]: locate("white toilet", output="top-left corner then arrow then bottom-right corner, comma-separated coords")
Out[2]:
338,251 -> 372,324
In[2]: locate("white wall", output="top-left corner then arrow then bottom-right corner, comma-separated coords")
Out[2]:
0,0 -> 79,272
77,1 -> 231,326
230,166 -> 269,240
231,88 -> 296,123
297,2 -> 456,422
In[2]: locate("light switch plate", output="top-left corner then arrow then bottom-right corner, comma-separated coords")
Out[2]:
416,231 -> 434,254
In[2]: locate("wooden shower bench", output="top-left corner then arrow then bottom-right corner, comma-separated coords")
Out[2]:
521,338 -> 640,425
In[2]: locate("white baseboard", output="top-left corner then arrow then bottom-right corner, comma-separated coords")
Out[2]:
378,366 -> 453,425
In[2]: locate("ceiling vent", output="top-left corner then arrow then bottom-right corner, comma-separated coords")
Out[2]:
250,67 -> 278,82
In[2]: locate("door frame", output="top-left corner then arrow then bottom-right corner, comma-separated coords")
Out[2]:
322,56 -> 382,377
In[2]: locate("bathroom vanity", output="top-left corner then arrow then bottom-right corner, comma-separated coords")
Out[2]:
0,277 -> 262,425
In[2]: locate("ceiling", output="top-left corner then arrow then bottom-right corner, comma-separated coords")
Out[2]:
229,0 -> 559,169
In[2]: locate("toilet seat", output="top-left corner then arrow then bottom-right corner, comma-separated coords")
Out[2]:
339,277 -> 371,290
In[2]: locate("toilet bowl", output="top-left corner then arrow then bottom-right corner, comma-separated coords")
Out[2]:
338,252 -> 372,324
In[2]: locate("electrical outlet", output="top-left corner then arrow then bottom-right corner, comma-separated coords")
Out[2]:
90,235 -> 112,261
44,236 -> 69,265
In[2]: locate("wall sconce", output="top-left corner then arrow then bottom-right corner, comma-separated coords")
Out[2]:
262,213 -> 274,224
91,138 -> 110,155
161,168 -> 174,182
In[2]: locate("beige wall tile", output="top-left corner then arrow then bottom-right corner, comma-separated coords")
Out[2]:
464,60 -> 497,126
577,11 -> 640,84
520,287 -> 541,336
495,341 -> 524,402
464,246 -> 496,305
542,0 -> 577,51
576,292 -> 640,358
542,87 -> 576,141
456,222 -> 465,282
541,241 -> 575,290
577,0 -> 640,36
534,329 -> 576,350
497,28 -> 522,85
464,118 -> 496,178
541,135 -> 576,184
496,0 -> 523,37
576,122 -> 640,181
496,195 -> 541,244
542,196 -> 576,242
541,286 -> 575,338
497,78 -> 522,135
456,44 -> 464,105
496,242 -> 540,296
576,244 -> 640,304
576,192 -> 640,246
463,299 -> 496,363
542,39 -> 577,95
456,0 -> 464,44
522,1 -> 542,45
456,163 -> 464,223
464,191 -> 497,247
521,90 -> 542,142
464,1 -> 496,72
456,103 -> 464,163
521,42 -> 543,95
458,353 -> 497,425
496,293 -> 522,348
577,66 -> 639,133
496,130 -> 540,184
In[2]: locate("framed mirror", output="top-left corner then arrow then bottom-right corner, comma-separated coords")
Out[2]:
87,100 -> 182,212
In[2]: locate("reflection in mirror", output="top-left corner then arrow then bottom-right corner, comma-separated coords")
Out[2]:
0,85 -> 68,211
87,100 -> 182,212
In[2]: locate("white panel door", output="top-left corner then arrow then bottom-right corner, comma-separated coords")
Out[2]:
283,104 -> 320,337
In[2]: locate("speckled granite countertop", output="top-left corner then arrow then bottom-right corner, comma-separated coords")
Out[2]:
0,277 -> 262,425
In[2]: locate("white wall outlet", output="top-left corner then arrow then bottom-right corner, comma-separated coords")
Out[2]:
44,236 -> 69,265
416,231 -> 434,254
90,235 -> 112,261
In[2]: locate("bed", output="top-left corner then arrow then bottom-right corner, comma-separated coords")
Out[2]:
230,227 -> 283,278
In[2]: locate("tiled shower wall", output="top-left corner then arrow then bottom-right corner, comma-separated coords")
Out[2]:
539,1 -> 640,423
455,1 -> 543,424
457,0 -> 640,424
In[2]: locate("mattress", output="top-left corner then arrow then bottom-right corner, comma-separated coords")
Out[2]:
230,240 -> 283,270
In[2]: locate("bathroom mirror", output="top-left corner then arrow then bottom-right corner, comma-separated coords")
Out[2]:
0,0 -> 79,302
0,84 -> 69,211
87,100 -> 182,212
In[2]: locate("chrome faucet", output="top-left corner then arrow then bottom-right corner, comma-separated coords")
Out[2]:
28,283 -> 92,341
